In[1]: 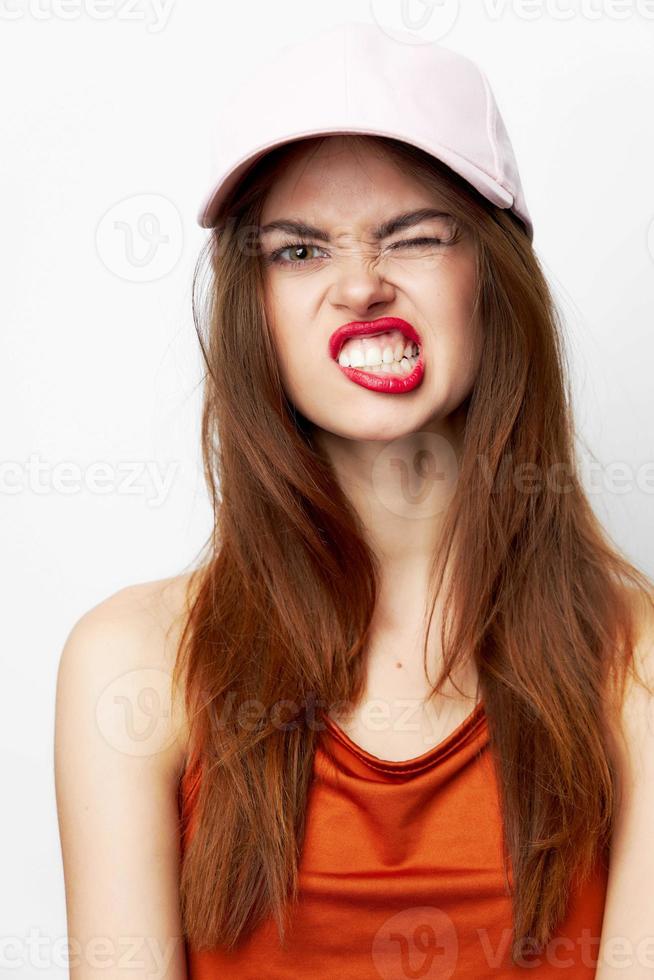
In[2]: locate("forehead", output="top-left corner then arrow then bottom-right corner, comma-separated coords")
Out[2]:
259,135 -> 448,227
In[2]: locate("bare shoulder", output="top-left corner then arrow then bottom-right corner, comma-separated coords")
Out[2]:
54,570 -> 205,977
57,569 -> 203,781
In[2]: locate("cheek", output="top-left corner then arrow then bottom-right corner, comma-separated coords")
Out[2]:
427,260 -> 482,384
445,255 -> 478,329
451,296 -> 483,385
263,282 -> 310,395
263,280 -> 290,356
448,274 -> 481,353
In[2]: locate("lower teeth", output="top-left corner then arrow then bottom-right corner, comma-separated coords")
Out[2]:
357,354 -> 419,376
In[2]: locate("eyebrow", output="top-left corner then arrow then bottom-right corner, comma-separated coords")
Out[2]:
258,208 -> 452,242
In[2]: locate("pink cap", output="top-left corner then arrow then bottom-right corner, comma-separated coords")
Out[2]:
197,21 -> 533,241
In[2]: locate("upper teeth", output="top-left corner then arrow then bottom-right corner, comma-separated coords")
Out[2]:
337,329 -> 420,369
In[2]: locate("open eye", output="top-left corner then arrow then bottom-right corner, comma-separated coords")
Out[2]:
267,242 -> 328,267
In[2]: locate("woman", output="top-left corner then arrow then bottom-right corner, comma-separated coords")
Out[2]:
55,22 -> 654,979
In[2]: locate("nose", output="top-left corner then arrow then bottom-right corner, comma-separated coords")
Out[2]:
327,251 -> 396,316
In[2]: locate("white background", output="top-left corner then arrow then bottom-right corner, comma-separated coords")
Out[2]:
1,0 -> 653,974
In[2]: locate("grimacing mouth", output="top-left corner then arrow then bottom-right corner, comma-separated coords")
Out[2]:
333,328 -> 421,362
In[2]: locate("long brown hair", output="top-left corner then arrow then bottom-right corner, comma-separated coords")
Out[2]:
173,134 -> 654,964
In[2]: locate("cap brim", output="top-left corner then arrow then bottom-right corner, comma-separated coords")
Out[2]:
197,127 -> 530,239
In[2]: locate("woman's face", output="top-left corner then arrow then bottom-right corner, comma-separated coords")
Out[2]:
258,136 -> 482,444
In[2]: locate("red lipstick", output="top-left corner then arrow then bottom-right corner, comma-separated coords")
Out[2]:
328,316 -> 424,394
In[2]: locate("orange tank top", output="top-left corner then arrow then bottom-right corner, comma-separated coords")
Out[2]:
179,701 -> 609,978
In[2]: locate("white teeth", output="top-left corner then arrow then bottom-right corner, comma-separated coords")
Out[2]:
340,339 -> 420,365
347,347 -> 365,367
336,332 -> 421,375
365,345 -> 382,367
338,352 -> 419,376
